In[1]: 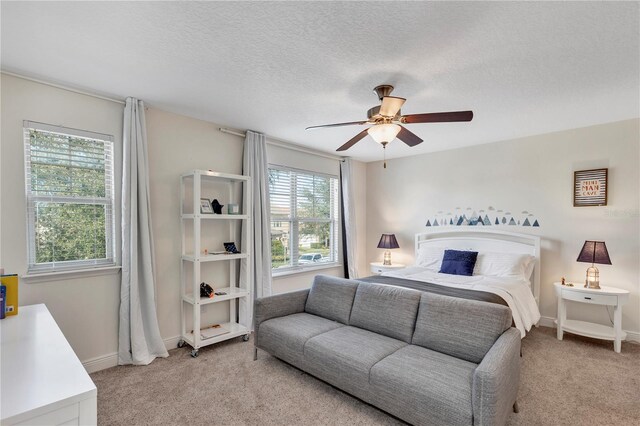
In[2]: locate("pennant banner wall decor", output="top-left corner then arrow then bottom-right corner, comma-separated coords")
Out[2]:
426,207 -> 541,228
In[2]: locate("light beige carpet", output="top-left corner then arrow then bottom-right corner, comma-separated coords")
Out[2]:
91,327 -> 640,425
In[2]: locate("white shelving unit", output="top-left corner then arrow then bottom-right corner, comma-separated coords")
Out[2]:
179,170 -> 252,357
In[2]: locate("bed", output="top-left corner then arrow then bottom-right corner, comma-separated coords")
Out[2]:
360,229 -> 541,337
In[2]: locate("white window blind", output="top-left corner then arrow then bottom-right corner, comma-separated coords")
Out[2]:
269,166 -> 339,271
23,121 -> 116,273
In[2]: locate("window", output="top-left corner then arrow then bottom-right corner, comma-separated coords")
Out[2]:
269,166 -> 339,271
23,121 -> 115,273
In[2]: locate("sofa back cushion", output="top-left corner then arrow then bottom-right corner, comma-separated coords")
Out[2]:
305,275 -> 359,324
412,293 -> 512,363
349,282 -> 422,343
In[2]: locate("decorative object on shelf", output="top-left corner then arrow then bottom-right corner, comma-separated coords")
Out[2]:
227,203 -> 239,215
561,277 -> 565,285
200,198 -> 213,214
377,234 -> 399,266
574,168 -> 607,207
200,324 -> 229,340
211,199 -> 224,214
200,282 -> 215,298
576,241 -> 611,289
425,206 -> 541,228
224,242 -> 240,254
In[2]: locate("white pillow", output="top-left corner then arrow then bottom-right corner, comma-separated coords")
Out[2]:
416,246 -> 445,271
474,252 -> 536,280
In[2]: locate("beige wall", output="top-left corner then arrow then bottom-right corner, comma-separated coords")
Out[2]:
0,74 -> 124,363
366,119 -> 640,336
145,108 -> 246,342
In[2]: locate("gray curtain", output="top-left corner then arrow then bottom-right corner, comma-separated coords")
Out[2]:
240,130 -> 272,330
340,158 -> 358,278
118,97 -> 168,365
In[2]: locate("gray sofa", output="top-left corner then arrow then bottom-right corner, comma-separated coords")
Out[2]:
254,275 -> 521,426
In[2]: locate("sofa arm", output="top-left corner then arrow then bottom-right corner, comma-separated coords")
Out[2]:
254,289 -> 310,336
472,328 -> 521,426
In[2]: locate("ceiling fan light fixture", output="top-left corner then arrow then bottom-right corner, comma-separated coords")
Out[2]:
367,124 -> 401,144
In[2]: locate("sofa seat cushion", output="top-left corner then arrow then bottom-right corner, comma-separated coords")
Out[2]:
258,313 -> 344,364
370,345 -> 476,426
304,326 -> 407,395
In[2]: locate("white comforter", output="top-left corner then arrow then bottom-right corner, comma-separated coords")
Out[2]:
380,267 -> 541,338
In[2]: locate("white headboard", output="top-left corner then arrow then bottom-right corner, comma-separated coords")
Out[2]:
415,229 -> 541,305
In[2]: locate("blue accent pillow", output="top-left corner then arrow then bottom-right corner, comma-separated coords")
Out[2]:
439,249 -> 478,276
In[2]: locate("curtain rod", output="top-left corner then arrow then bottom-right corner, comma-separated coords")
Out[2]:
219,127 -> 344,161
2,70 -> 126,105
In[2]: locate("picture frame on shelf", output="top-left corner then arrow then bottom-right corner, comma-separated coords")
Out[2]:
574,168 -> 608,207
200,198 -> 214,213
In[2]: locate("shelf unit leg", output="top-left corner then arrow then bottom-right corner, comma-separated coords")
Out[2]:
254,347 -> 258,361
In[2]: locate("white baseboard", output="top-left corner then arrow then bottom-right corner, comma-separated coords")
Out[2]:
536,315 -> 640,343
83,351 -> 119,374
83,335 -> 181,374
538,315 -> 556,328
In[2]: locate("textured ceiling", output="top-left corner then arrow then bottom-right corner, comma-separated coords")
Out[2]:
2,1 -> 639,162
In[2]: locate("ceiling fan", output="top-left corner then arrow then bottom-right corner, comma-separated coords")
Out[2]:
306,85 -> 473,166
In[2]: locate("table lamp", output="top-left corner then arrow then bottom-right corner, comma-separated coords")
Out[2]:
576,241 -> 611,289
377,234 -> 399,266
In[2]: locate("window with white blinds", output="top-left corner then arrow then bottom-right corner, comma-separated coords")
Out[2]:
23,121 -> 116,273
269,166 -> 339,271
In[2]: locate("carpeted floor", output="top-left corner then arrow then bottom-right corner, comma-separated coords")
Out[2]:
91,326 -> 640,425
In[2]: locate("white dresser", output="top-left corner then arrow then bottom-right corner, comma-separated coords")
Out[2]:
1,304 -> 97,425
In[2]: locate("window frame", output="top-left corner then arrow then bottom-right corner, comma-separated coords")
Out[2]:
23,121 -> 117,274
268,164 -> 341,275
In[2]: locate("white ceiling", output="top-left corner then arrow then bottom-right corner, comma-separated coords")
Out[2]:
2,1 -> 638,162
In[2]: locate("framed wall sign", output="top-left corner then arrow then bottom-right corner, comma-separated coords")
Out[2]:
574,168 -> 608,207
200,198 -> 214,214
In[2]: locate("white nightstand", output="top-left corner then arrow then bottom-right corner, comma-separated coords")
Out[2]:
553,282 -> 630,353
370,262 -> 405,275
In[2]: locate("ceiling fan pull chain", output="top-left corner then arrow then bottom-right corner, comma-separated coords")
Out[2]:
383,142 -> 387,168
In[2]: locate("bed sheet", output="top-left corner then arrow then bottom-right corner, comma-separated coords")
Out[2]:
380,267 -> 541,337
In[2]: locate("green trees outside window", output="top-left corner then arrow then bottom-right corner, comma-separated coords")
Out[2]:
269,167 -> 338,270
24,126 -> 115,271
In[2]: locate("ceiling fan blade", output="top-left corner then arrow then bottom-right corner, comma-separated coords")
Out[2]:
336,129 -> 369,151
379,96 -> 406,117
306,120 -> 368,130
397,126 -> 423,147
401,110 -> 473,124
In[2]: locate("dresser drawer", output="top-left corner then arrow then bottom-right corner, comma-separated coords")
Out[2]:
562,290 -> 617,305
